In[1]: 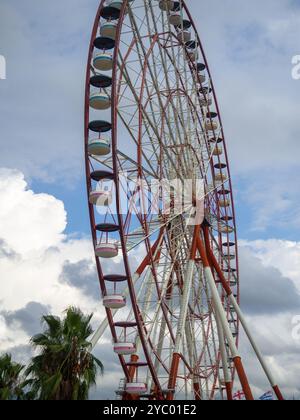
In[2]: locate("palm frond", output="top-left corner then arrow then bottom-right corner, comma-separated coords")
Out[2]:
25,307 -> 104,400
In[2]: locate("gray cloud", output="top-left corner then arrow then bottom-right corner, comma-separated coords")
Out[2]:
239,246 -> 300,315
59,251 -> 142,300
8,344 -> 34,366
59,259 -> 101,300
3,302 -> 50,336
0,239 -> 18,260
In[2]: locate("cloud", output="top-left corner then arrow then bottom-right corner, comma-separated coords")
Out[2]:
0,239 -> 18,260
60,259 -> 100,300
7,345 -> 34,367
239,246 -> 300,315
59,248 -> 145,299
236,171 -> 300,233
2,302 -> 50,337
0,168 -> 67,255
0,169 -> 104,343
241,239 -> 300,289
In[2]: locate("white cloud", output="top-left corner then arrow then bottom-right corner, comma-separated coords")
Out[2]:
0,168 -> 67,255
241,238 -> 300,288
0,168 -> 104,352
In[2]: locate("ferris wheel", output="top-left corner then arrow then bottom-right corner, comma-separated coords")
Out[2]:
84,0 -> 284,400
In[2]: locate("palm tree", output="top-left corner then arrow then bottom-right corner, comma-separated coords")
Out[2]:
26,307 -> 103,400
0,353 -> 27,400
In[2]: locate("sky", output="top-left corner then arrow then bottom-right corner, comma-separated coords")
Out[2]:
0,0 -> 300,400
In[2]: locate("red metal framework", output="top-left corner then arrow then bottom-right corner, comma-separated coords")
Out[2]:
84,0 -> 283,400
